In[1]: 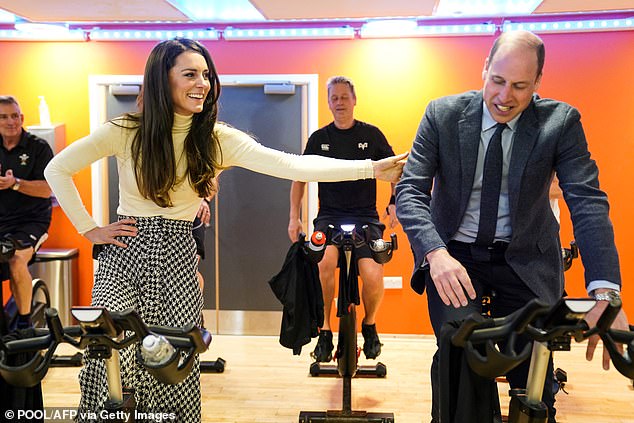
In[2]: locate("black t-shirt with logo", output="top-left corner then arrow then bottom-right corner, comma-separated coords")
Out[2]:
303,121 -> 394,219
0,130 -> 54,229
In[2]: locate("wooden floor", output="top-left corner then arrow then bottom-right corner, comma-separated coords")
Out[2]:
41,334 -> 633,422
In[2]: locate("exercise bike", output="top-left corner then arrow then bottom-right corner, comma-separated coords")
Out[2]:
450,295 -> 634,423
0,306 -> 212,422
0,235 -> 51,334
299,224 -> 397,423
1,235 -> 83,367
480,239 -> 580,399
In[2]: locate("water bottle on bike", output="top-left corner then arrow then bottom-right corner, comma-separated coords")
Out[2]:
141,334 -> 176,366
304,230 -> 326,263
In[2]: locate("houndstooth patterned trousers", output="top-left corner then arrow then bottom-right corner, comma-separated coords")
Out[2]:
78,216 -> 203,422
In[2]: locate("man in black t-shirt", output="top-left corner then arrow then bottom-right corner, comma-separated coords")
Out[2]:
0,96 -> 54,330
288,76 -> 397,362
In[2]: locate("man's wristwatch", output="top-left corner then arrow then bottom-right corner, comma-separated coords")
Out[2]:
593,290 -> 620,302
11,177 -> 21,191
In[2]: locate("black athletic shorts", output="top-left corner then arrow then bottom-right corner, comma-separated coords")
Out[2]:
0,222 -> 49,250
0,223 -> 48,278
192,216 -> 206,260
312,215 -> 385,260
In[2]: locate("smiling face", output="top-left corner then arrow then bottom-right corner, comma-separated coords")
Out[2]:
0,102 -> 24,144
168,51 -> 210,116
482,41 -> 541,124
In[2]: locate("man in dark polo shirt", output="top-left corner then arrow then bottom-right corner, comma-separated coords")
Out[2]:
288,76 -> 398,362
0,95 -> 54,330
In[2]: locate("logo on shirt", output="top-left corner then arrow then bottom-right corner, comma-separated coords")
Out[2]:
357,142 -> 368,150
321,144 -> 330,151
19,153 -> 29,166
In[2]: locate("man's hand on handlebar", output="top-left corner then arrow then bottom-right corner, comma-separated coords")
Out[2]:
585,301 -> 630,370
84,218 -> 138,248
426,248 -> 476,308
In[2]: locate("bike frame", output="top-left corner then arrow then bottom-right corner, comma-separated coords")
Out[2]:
300,224 -> 395,423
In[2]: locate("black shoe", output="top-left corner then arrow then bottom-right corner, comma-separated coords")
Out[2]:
311,330 -> 334,362
362,322 -> 382,359
11,313 -> 32,331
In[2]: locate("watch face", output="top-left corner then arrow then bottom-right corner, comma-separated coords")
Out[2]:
595,291 -> 620,302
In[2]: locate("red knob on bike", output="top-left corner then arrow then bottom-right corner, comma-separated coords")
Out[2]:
306,231 -> 326,263
310,231 -> 326,248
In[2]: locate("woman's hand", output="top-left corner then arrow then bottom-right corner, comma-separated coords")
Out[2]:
197,199 -> 211,226
372,152 -> 409,183
84,218 -> 138,248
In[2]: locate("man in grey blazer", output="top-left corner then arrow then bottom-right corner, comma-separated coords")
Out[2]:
396,30 -> 628,422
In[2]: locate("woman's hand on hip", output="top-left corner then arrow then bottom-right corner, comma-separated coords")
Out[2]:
84,218 -> 138,248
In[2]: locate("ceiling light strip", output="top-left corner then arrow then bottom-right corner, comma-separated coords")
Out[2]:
0,29 -> 85,41
89,29 -> 220,41
223,26 -> 355,40
503,18 -> 634,34
2,19 -> 634,42
360,22 -> 496,38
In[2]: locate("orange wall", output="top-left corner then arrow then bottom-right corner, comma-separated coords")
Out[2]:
1,31 -> 632,334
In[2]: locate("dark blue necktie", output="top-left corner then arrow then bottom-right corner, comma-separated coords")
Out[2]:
475,123 -> 507,246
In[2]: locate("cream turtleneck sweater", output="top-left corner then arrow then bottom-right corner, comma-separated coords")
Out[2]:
44,113 -> 374,234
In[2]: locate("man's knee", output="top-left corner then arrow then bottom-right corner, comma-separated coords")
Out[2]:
8,248 -> 34,278
9,247 -> 34,265
358,259 -> 384,286
318,248 -> 339,274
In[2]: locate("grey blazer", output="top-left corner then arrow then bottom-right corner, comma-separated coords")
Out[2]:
395,90 -> 620,304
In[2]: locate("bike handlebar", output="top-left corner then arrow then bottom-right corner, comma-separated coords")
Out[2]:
0,306 -> 211,387
450,296 -> 634,380
587,296 -> 634,379
302,224 -> 397,265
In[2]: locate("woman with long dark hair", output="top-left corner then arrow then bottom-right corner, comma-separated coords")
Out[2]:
44,38 -> 406,421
